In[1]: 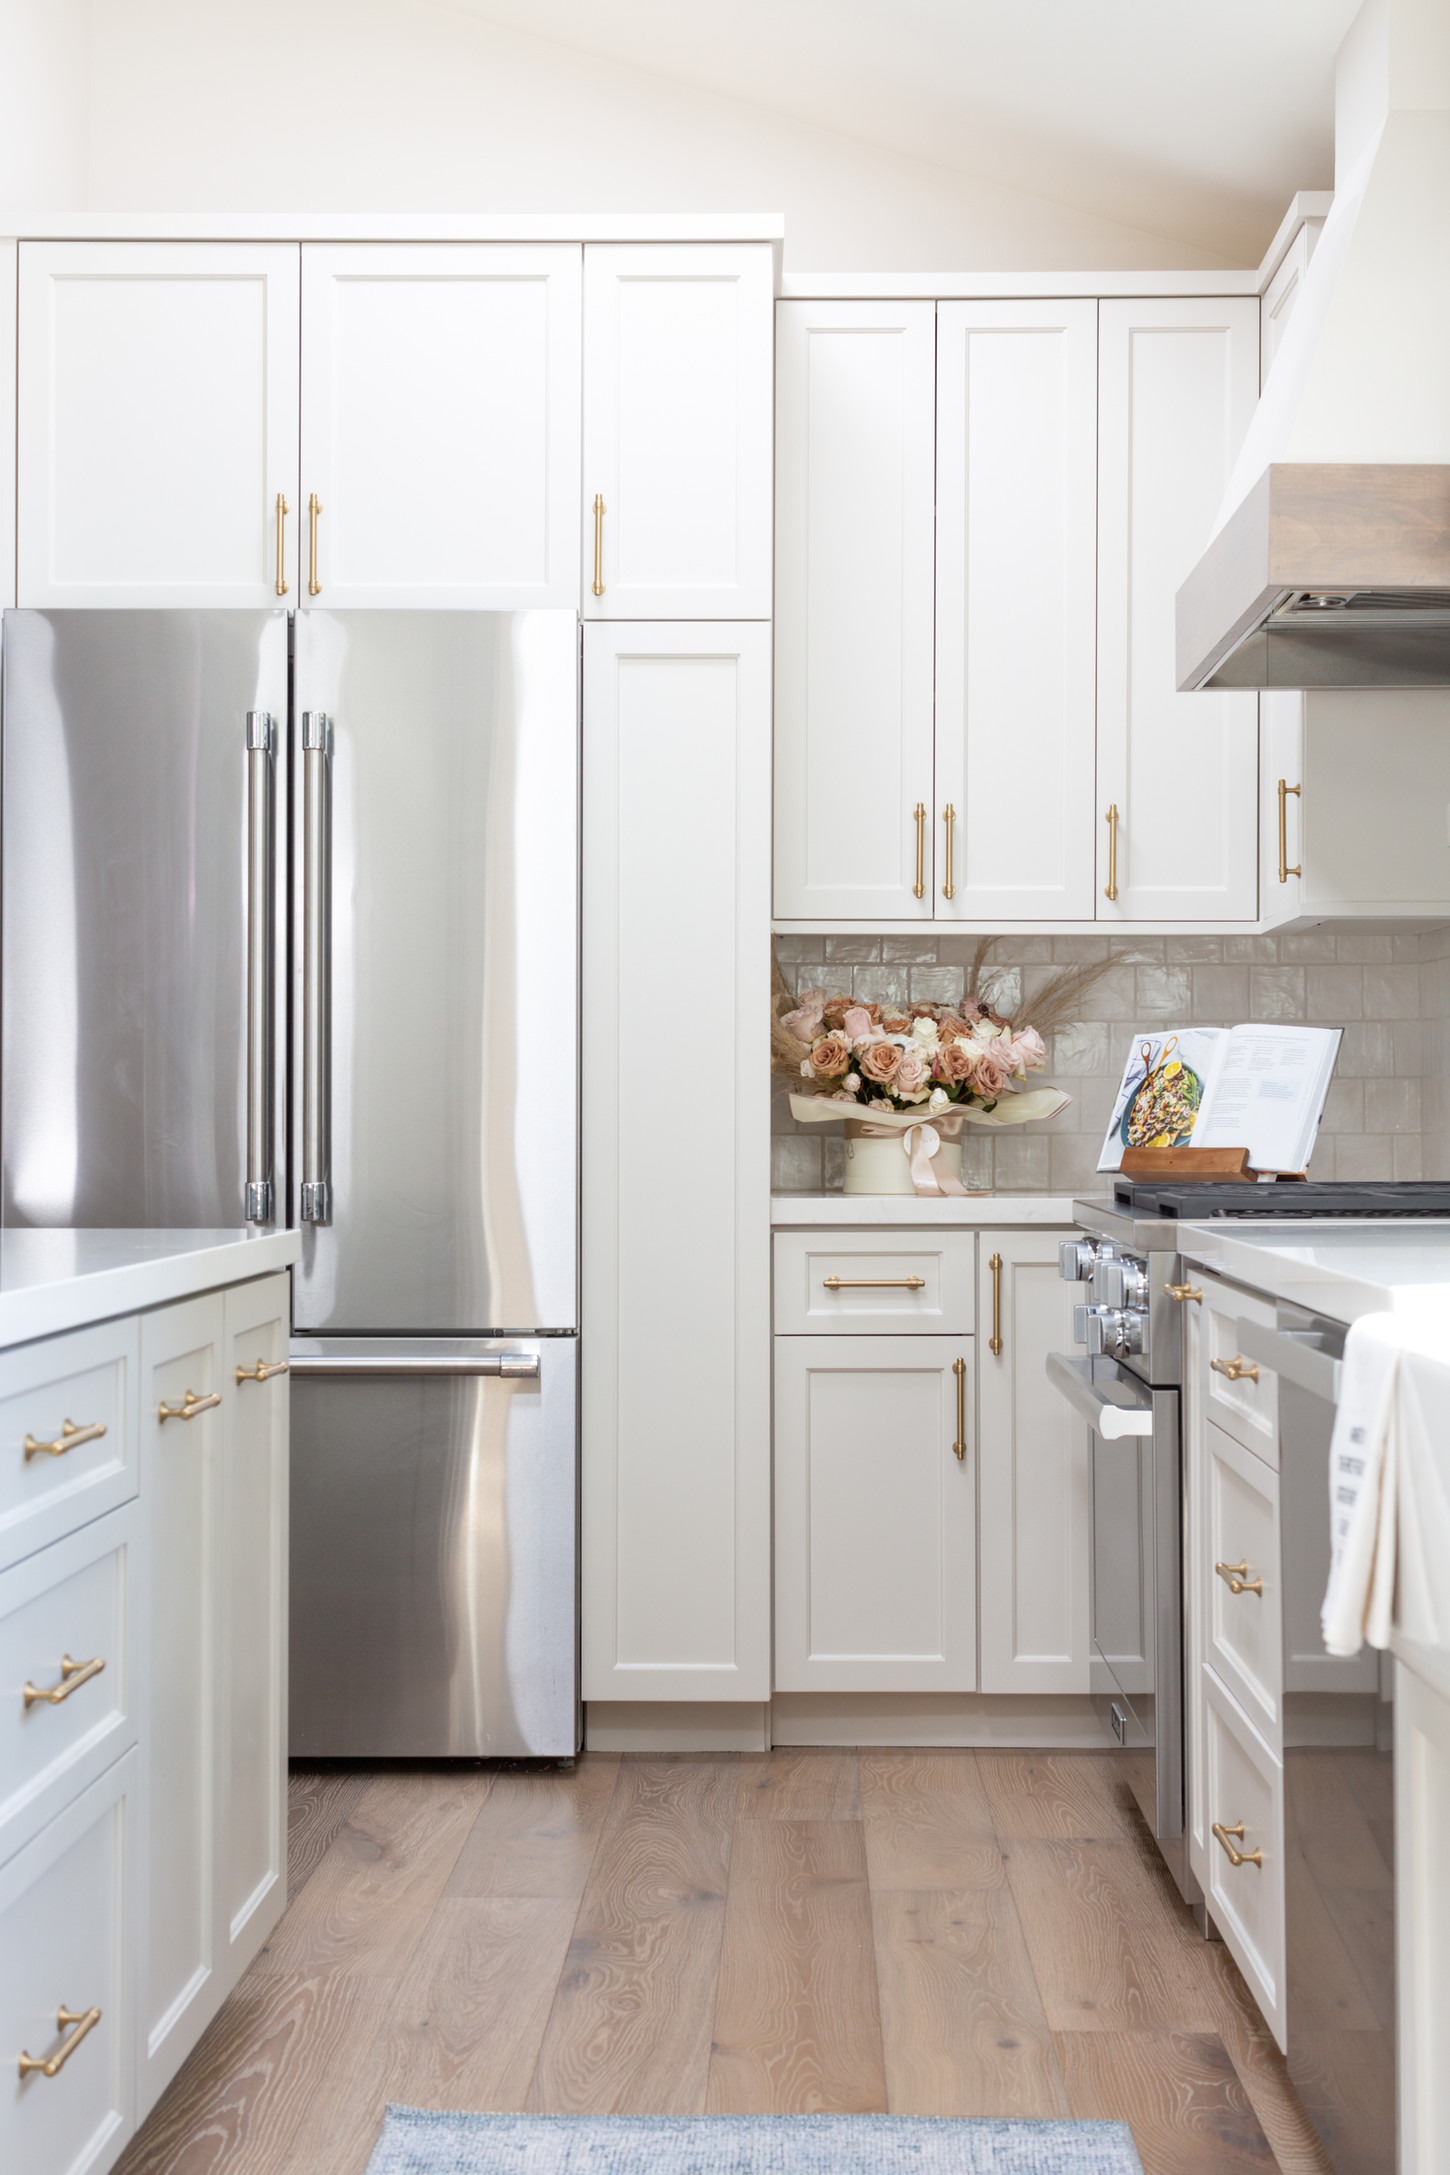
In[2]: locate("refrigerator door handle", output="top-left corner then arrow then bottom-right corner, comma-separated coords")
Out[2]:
301,711 -> 332,1224
244,710 -> 276,1223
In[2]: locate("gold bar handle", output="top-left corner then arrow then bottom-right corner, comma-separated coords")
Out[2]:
1277,778 -> 1301,884
913,803 -> 926,899
236,1357 -> 290,1386
988,1251 -> 1004,1357
941,804 -> 956,902
23,1418 -> 106,1464
1211,1355 -> 1260,1385
275,492 -> 289,596
1212,1820 -> 1263,1869
307,492 -> 322,596
158,1388 -> 222,1425
952,1355 -> 967,1462
592,494 -> 605,597
23,1654 -> 106,1710
1215,1559 -> 1264,1598
1104,803 -> 1119,902
1164,1282 -> 1202,1305
822,1276 -> 925,1291
19,2006 -> 103,2080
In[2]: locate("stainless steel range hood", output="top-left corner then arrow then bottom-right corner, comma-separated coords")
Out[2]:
1177,0 -> 1450,693
1177,463 -> 1450,690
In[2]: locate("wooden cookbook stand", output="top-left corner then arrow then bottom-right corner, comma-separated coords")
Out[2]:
1119,1146 -> 1307,1182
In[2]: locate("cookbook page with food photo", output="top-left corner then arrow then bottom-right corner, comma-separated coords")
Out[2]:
1097,1023 -> 1342,1174
1097,1029 -> 1227,1172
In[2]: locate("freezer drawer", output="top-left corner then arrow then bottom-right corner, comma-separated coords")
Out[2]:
288,1339 -> 578,1757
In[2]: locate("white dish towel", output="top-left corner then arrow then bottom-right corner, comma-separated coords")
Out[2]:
1321,1305 -> 1450,1657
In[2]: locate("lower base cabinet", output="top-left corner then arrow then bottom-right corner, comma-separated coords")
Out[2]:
773,1334 -> 975,1693
1398,1659 -> 1450,2175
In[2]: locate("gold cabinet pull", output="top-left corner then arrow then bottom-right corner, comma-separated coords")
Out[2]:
307,492 -> 322,596
1215,1559 -> 1264,1598
23,1418 -> 106,1464
19,2005 -> 103,2080
912,803 -> 926,899
1277,778 -> 1301,884
1212,1820 -> 1263,1869
236,1357 -> 289,1386
1103,803 -> 1119,902
1211,1355 -> 1260,1385
1164,1282 -> 1202,1305
23,1653 -> 106,1710
988,1251 -> 1004,1357
951,1355 -> 967,1462
822,1276 -> 925,1292
592,494 -> 606,597
275,492 -> 289,596
158,1388 -> 222,1425
941,804 -> 956,901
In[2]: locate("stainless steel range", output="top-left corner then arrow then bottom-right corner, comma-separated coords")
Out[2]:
1048,1193 -> 1197,1906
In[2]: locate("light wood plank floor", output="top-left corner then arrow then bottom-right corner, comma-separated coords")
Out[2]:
115,1751 -> 1334,2175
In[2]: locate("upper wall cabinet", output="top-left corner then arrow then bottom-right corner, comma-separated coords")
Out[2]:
935,301 -> 1098,922
1096,298 -> 1261,922
17,244 -> 300,609
299,244 -> 581,608
773,301 -> 936,919
583,245 -> 773,620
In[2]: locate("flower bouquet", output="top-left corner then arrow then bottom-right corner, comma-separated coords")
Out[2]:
774,988 -> 1072,1196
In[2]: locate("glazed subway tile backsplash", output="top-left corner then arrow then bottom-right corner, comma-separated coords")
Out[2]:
773,926 -> 1450,1195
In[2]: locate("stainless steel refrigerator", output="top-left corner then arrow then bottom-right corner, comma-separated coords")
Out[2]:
1,607 -> 581,1759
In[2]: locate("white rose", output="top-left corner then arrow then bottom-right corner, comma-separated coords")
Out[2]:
912,1016 -> 940,1044
928,1086 -> 950,1112
844,1073 -> 860,1092
800,1058 -> 813,1076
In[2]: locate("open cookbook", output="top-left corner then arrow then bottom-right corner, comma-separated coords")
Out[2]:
1097,1024 -> 1343,1175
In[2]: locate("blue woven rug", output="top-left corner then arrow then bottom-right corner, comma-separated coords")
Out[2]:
363,2110 -> 1143,2174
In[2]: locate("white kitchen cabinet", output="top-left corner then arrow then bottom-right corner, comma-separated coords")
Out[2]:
299,244 -> 581,608
773,301 -> 936,920
976,1230 -> 1090,1694
1261,217 -> 1324,381
581,624 -> 771,1703
136,1293 -> 223,2113
773,1335 -> 976,1694
17,243 -> 300,608
935,303 -> 1098,922
583,245 -> 772,620
1096,297 -> 1260,922
1398,1658 -> 1450,2175
1,239 -> 14,609
215,1276 -> 290,2001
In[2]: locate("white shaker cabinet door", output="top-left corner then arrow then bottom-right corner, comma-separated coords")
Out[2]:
976,1232 -> 1090,1694
215,1275 -> 290,2002
300,244 -> 581,607
583,245 -> 773,619
935,302 -> 1098,922
774,1335 -> 976,1694
136,1293 -> 225,2118
1097,298 -> 1260,922
774,301 -> 936,921
0,240 -> 14,608
581,625 -> 771,1703
17,243 -> 300,607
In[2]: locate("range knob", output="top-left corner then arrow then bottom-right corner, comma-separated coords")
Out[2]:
1084,1307 -> 1144,1358
1060,1238 -> 1114,1284
1096,1258 -> 1148,1310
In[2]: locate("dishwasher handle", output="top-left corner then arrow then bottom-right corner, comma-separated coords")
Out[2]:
1046,1351 -> 1154,1438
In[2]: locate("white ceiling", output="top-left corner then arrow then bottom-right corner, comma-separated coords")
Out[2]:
448,0 -> 1361,261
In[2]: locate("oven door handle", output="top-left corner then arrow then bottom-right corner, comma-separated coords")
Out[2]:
1045,1352 -> 1154,1438
1232,1317 -> 1342,1403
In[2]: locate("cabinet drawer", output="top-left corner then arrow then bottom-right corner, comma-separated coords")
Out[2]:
0,1320 -> 138,1572
1203,1669 -> 1285,2046
773,1230 -> 975,1334
0,1505 -> 138,1865
0,1751 -> 135,2175
1205,1420 -> 1281,1747
1202,1280 -> 1278,1465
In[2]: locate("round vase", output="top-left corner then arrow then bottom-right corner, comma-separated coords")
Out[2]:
842,1133 -> 963,1196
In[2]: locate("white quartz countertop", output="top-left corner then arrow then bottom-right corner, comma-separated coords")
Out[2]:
1177,1219 -> 1450,1324
771,1193 -> 1078,1228
0,1228 -> 301,1350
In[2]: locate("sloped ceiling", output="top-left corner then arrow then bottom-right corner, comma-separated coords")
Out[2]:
444,0 -> 1360,262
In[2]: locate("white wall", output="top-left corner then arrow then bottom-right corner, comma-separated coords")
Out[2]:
71,0 -> 1235,272
0,0 -> 89,212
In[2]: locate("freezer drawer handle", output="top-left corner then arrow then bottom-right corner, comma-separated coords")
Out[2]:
23,1418 -> 106,1463
301,711 -> 333,1224
158,1389 -> 222,1424
245,709 -> 277,1224
18,2005 -> 102,2081
236,1357 -> 289,1386
23,1654 -> 106,1709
